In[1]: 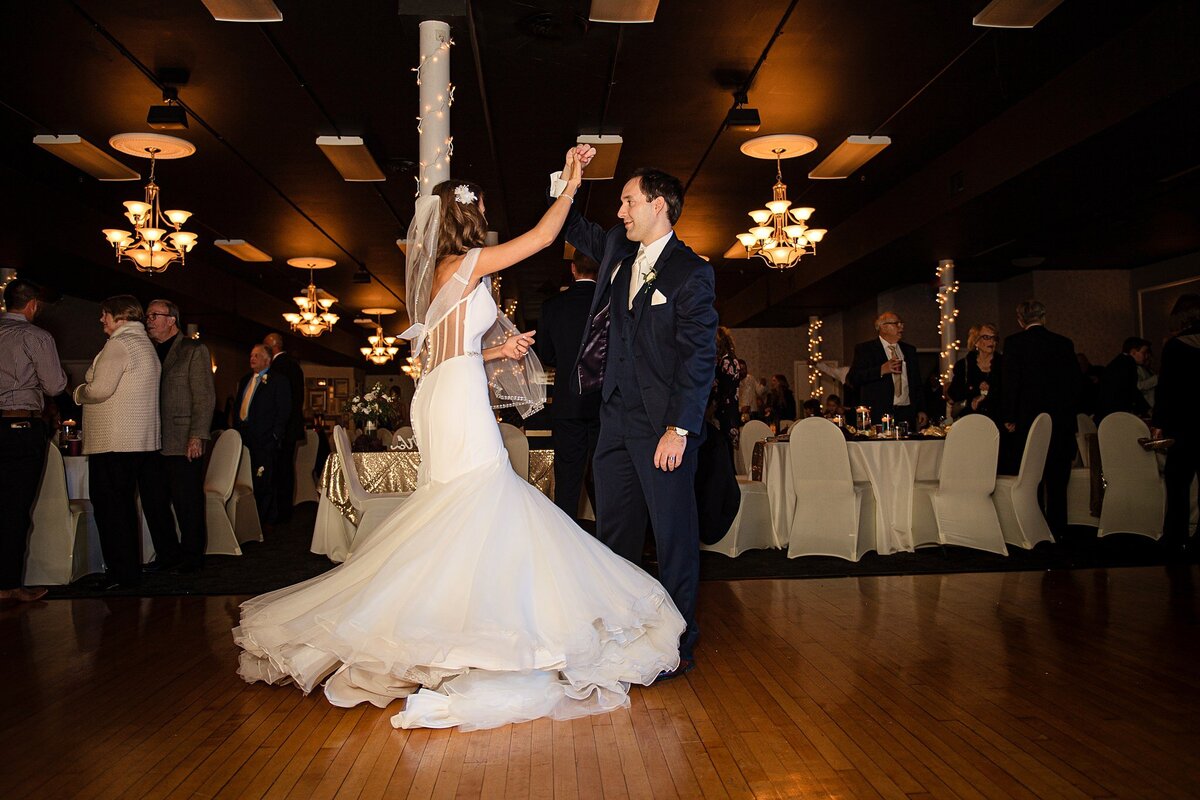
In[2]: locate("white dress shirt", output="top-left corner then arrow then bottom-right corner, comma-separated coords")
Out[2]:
880,336 -> 910,406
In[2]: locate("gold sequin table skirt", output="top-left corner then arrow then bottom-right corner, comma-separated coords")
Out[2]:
319,450 -> 556,524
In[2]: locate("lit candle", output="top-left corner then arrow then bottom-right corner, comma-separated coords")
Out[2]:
833,414 -> 844,427
856,406 -> 871,430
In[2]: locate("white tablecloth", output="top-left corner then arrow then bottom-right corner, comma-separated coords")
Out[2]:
64,455 -> 158,563
762,439 -> 945,555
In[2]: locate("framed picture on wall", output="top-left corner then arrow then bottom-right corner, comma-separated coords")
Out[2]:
309,392 -> 325,411
333,379 -> 349,398
306,377 -> 325,391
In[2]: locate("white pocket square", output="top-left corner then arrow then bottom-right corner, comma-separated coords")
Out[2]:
651,289 -> 668,306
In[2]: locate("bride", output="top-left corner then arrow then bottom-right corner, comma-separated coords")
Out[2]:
234,149 -> 685,731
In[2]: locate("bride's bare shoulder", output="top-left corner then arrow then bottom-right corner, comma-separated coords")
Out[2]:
431,254 -> 464,297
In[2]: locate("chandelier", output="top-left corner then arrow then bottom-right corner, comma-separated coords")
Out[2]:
401,354 -> 422,380
359,308 -> 400,364
102,133 -> 199,273
736,135 -> 827,270
282,257 -> 339,337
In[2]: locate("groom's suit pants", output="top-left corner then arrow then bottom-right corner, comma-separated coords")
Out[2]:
593,390 -> 700,659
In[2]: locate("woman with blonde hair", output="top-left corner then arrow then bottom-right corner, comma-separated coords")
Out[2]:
73,295 -> 161,590
236,149 -> 685,731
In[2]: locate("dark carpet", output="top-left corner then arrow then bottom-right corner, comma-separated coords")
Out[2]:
43,506 -> 1182,600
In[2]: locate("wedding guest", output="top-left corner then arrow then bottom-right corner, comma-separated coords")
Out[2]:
74,296 -> 161,590
1095,336 -> 1151,422
764,373 -> 796,425
536,252 -> 600,523
234,344 -> 291,529
849,312 -> 927,429
0,279 -> 66,603
1137,348 -> 1157,411
823,394 -> 844,419
949,323 -> 1004,422
1076,353 -> 1103,415
712,327 -> 745,454
1151,294 -> 1200,557
263,333 -> 304,524
141,299 -> 215,573
1001,300 -> 1081,538
736,359 -> 763,420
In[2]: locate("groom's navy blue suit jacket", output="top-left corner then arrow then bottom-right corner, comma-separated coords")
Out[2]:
563,209 -> 717,437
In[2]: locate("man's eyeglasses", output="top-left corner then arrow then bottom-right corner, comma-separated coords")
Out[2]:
880,320 -> 904,327
145,312 -> 173,321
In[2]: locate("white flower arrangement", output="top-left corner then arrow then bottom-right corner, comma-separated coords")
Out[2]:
348,382 -> 400,428
453,184 -> 477,205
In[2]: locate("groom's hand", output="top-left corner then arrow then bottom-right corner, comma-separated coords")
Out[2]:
562,145 -> 597,178
654,430 -> 686,472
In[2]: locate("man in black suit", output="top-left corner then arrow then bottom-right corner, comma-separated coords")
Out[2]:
556,148 -> 718,678
1001,300 -> 1081,537
263,333 -> 305,523
848,312 -> 927,429
1095,336 -> 1151,423
234,344 -> 291,528
536,253 -> 601,523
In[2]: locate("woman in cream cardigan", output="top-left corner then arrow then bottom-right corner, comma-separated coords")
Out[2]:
73,295 -> 161,590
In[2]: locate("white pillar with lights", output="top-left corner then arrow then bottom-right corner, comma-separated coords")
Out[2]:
936,259 -> 960,416
807,315 -> 824,398
416,20 -> 453,197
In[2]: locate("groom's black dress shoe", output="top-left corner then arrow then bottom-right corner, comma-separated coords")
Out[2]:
655,657 -> 695,684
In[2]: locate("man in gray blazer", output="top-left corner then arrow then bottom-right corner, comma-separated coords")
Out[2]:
142,299 -> 216,572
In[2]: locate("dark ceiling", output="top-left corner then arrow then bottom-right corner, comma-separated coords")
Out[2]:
1,0 -> 1197,364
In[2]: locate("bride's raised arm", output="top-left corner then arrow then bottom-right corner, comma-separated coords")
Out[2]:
470,148 -> 586,283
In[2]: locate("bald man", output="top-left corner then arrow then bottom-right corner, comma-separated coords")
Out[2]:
263,333 -> 304,522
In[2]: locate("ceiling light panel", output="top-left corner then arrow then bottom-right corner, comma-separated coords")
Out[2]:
972,0 -> 1066,28
588,0 -> 659,23
808,135 -> 891,179
576,134 -> 623,180
316,136 -> 386,181
200,0 -> 282,22
214,239 -> 272,262
33,135 -> 140,181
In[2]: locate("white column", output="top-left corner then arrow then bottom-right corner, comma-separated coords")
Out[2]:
418,20 -> 452,196
936,259 -> 959,419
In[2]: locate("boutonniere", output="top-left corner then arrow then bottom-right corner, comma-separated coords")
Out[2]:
260,373 -> 270,385
641,264 -> 658,289
255,466 -> 265,477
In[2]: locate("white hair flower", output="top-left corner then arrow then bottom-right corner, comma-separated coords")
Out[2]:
454,184 -> 477,205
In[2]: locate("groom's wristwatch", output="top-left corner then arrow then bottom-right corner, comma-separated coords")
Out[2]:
666,426 -> 689,438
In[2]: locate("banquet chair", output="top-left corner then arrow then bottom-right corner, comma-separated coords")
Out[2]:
786,417 -> 873,561
394,425 -> 417,451
737,420 -> 772,479
227,446 -> 264,545
25,444 -> 103,584
333,425 -> 410,545
377,428 -> 393,447
993,413 -> 1054,549
204,429 -> 245,555
916,414 -> 1007,555
499,422 -> 530,480
1097,412 -> 1165,539
293,429 -> 321,505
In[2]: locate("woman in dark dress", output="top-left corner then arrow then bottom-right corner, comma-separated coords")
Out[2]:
711,326 -> 746,455
948,323 -> 1019,472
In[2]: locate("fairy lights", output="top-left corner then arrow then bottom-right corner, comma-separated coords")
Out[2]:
414,23 -> 454,197
807,316 -> 825,398
936,259 -> 960,388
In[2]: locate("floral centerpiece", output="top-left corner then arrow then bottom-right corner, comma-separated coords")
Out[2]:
348,383 -> 400,448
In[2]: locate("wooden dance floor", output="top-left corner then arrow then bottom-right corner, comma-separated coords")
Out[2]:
2,567 -> 1197,798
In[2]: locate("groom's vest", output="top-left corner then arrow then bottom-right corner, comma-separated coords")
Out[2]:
605,257 -> 648,412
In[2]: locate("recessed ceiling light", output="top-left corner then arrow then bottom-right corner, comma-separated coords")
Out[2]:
316,136 -> 385,182
214,239 -> 271,262
33,135 -> 140,181
809,135 -> 891,179
200,0 -> 282,22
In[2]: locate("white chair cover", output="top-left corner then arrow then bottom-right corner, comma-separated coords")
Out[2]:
702,479 -> 779,557
1067,466 -> 1100,527
1097,412 -> 1165,539
926,414 -> 1007,554
393,425 -> 417,451
377,428 -> 393,447
1076,413 -> 1097,467
332,425 -> 410,547
786,418 -> 873,560
778,419 -> 794,434
738,420 -> 771,479
994,413 -> 1054,549
227,446 -> 264,545
498,422 -> 530,480
204,429 -> 244,555
293,429 -> 320,505
25,444 -> 102,584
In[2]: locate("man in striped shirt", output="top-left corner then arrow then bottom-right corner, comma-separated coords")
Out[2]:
0,279 -> 66,602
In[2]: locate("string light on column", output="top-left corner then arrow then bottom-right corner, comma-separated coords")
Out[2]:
935,260 -> 960,387
807,316 -> 825,398
413,28 -> 455,197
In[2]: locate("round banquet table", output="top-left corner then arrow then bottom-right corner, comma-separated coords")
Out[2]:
761,438 -> 945,555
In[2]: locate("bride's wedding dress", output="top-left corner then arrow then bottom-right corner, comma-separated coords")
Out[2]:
234,249 -> 684,731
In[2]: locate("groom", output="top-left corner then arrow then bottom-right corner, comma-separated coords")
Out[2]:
551,146 -> 718,677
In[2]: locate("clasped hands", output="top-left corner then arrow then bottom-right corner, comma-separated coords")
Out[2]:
561,145 -> 597,191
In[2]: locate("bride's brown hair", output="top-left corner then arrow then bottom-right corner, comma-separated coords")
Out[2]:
433,179 -> 488,260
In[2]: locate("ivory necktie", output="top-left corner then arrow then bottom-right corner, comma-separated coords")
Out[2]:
628,249 -> 650,309
888,344 -> 902,398
240,374 -> 260,421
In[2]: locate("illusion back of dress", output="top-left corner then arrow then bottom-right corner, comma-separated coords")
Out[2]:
421,250 -> 493,374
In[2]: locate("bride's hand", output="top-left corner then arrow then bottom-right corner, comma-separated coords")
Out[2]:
564,151 -> 583,189
501,331 -> 536,360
